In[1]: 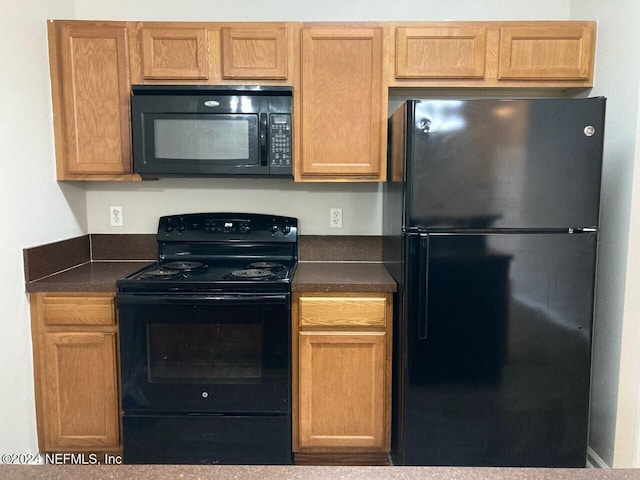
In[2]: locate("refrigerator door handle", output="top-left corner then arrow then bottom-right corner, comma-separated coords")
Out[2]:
418,235 -> 429,340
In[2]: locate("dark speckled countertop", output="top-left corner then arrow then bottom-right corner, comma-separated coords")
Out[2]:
25,261 -> 153,293
24,235 -> 395,293
26,261 -> 396,293
23,234 -> 156,293
1,465 -> 639,480
291,262 -> 396,292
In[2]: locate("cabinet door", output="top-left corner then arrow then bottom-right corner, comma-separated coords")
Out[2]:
42,332 -> 119,449
395,25 -> 486,78
299,26 -> 386,180
298,331 -> 386,449
53,23 -> 132,176
221,26 -> 288,79
141,26 -> 209,79
498,24 -> 595,81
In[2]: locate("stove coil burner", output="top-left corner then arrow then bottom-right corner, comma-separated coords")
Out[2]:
229,268 -> 275,279
161,261 -> 207,272
247,262 -> 286,271
137,261 -> 207,280
138,268 -> 184,280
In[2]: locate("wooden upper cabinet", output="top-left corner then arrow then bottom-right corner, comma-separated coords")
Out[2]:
48,21 -> 134,180
298,25 -> 387,181
395,25 -> 486,79
498,23 -> 595,81
141,26 -> 209,79
390,21 -> 596,89
221,26 -> 288,79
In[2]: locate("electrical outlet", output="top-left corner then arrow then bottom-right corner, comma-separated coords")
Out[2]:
110,206 -> 123,227
330,207 -> 342,228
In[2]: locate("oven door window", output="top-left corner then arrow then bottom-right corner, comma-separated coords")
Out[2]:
118,297 -> 289,414
147,322 -> 263,384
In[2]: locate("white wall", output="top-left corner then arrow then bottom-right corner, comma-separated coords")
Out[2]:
86,180 -> 382,235
570,0 -> 640,468
0,0 -> 86,458
81,0 -> 572,235
75,0 -> 570,22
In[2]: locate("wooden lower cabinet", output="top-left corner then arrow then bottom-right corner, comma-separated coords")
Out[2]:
30,292 -> 121,454
292,292 -> 392,465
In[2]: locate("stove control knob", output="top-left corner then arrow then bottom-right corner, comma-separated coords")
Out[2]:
177,218 -> 186,232
280,224 -> 291,235
164,218 -> 174,233
268,224 -> 279,234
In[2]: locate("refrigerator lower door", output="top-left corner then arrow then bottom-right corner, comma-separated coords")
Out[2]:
396,232 -> 596,467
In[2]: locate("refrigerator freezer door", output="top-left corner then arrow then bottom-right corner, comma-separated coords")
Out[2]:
405,98 -> 605,230
396,232 -> 596,466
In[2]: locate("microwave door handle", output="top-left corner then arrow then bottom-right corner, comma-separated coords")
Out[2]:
259,113 -> 268,166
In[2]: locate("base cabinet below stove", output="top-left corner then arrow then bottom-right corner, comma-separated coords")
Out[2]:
29,292 -> 121,454
292,291 -> 392,465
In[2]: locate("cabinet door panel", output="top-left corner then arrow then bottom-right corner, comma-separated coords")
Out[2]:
43,332 -> 119,449
298,331 -> 385,448
395,26 -> 486,78
141,27 -> 208,79
299,297 -> 387,327
221,27 -> 287,79
58,25 -> 131,175
42,296 -> 115,326
498,24 -> 594,80
300,27 -> 385,179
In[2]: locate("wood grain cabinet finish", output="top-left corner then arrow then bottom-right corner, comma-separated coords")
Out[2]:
498,23 -> 595,81
292,292 -> 392,464
298,331 -> 386,449
42,331 -> 119,449
141,26 -> 209,79
298,25 -> 387,181
47,21 -> 135,180
395,25 -> 487,79
221,26 -> 288,79
390,21 -> 596,90
30,292 -> 120,453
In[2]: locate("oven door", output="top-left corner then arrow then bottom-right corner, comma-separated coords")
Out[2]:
117,293 -> 290,414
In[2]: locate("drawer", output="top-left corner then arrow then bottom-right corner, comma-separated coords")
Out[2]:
42,296 -> 115,326
299,296 -> 387,327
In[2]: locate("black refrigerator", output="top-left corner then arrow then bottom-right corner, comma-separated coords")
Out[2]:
382,97 -> 605,467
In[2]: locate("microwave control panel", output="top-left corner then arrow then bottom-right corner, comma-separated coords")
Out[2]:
269,114 -> 292,167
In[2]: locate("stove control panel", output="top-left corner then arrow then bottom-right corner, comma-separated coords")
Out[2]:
158,213 -> 297,243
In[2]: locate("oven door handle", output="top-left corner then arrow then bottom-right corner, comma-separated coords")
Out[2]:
117,293 -> 289,306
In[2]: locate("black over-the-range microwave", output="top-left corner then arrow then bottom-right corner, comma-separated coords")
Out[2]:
131,85 -> 292,177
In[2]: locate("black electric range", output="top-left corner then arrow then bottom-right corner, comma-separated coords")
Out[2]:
116,213 -> 297,465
